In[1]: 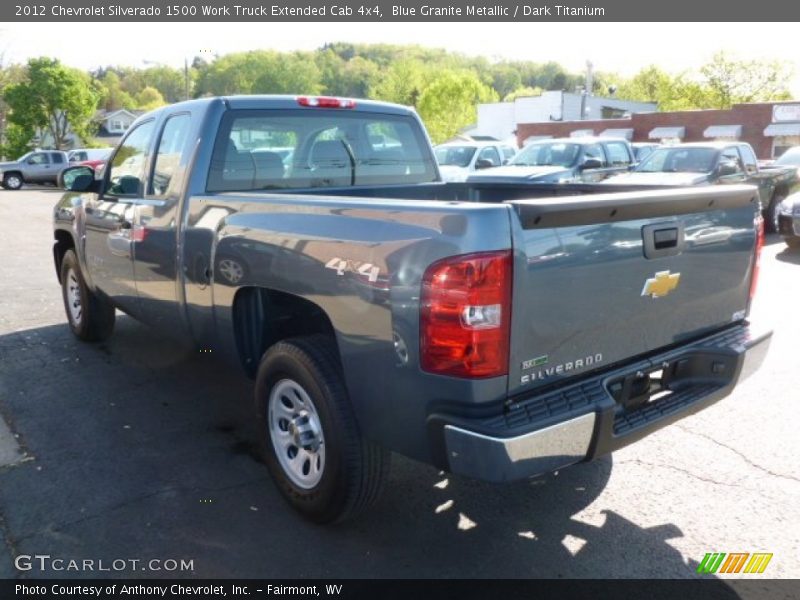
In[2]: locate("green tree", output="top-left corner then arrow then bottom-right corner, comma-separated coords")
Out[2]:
195,50 -> 321,96
699,52 -> 793,109
97,71 -> 136,111
503,86 -> 544,102
370,59 -> 434,106
3,57 -> 100,151
417,71 -> 498,144
136,86 -> 166,111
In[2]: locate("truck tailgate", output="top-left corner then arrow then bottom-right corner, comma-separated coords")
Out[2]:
505,185 -> 759,396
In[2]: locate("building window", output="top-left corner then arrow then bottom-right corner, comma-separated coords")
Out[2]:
772,136 -> 800,158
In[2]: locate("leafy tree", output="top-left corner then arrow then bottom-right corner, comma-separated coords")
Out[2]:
3,57 -> 99,151
136,86 -> 166,111
699,52 -> 793,109
195,50 -> 321,96
417,71 -> 498,143
252,52 -> 322,95
503,86 -> 544,102
97,71 -> 136,111
370,59 -> 435,106
490,63 -> 523,99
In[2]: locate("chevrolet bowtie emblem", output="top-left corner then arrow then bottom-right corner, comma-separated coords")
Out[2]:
641,270 -> 681,299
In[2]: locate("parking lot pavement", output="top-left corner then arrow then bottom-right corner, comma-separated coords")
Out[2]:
0,188 -> 798,581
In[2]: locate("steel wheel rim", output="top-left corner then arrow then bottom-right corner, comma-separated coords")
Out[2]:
218,259 -> 244,283
66,268 -> 83,325
6,176 -> 21,189
268,378 -> 326,489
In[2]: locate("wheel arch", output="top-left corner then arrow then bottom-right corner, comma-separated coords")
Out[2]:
53,228 -> 76,284
232,286 -> 339,378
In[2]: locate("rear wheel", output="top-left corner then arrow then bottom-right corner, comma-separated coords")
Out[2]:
60,250 -> 115,341
255,335 -> 390,523
2,172 -> 23,190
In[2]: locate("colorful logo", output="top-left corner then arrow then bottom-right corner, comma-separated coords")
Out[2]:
697,552 -> 773,574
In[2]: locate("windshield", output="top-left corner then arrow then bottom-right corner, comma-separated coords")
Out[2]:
635,147 -> 718,173
511,142 -> 580,167
776,147 -> 800,166
434,146 -> 477,168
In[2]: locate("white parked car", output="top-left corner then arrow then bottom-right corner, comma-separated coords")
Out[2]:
434,141 -> 516,182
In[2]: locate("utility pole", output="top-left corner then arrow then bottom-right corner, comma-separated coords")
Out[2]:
581,60 -> 594,120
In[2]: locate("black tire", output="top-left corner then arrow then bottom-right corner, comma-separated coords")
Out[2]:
255,335 -> 390,523
3,172 -> 23,190
60,249 -> 115,341
765,195 -> 784,234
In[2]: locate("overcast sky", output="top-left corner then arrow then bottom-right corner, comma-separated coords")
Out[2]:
2,22 -> 799,96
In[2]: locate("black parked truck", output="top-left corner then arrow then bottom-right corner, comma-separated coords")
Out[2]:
54,96 -> 771,522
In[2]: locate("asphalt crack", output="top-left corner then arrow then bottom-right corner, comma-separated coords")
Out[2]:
676,424 -> 800,484
617,458 -> 748,489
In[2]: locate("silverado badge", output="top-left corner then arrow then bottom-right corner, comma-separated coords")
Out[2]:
641,270 -> 681,299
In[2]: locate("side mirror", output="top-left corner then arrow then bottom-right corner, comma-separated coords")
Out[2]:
717,160 -> 740,177
60,166 -> 96,191
475,158 -> 494,170
581,157 -> 604,170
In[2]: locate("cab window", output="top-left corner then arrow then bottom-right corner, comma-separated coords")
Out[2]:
151,114 -> 192,197
476,146 -> 502,167
721,147 -> 744,174
106,120 -> 155,197
583,144 -> 607,167
27,153 -> 49,165
604,142 -> 632,167
739,145 -> 758,175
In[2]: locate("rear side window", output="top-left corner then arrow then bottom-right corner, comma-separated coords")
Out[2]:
739,145 -> 758,175
207,109 -> 437,192
604,142 -> 632,167
721,147 -> 744,173
151,113 -> 192,197
583,144 -> 607,167
477,146 -> 502,167
106,120 -> 155,197
51,153 -> 64,164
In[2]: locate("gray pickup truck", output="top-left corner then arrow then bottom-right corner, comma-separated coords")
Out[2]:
1,150 -> 69,189
53,96 -> 771,523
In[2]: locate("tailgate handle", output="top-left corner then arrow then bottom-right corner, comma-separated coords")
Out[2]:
653,227 -> 679,249
642,222 -> 684,259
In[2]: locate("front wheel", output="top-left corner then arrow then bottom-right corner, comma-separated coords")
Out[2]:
3,173 -> 23,190
60,249 -> 116,341
255,335 -> 390,523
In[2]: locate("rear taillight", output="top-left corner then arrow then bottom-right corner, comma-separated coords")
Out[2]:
420,250 -> 512,378
749,214 -> 764,301
297,96 -> 356,109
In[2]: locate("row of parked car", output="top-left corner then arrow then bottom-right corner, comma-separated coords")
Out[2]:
434,137 -> 800,246
0,147 -> 112,190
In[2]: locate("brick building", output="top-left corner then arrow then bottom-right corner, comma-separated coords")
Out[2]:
516,101 -> 800,159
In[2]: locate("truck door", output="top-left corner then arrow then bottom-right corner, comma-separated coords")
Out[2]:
131,112 -> 194,338
83,119 -> 155,316
22,152 -> 51,183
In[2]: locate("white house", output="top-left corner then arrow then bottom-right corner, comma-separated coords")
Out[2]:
464,91 -> 657,144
